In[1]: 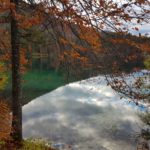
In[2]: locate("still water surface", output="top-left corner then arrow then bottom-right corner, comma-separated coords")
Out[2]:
23,76 -> 144,150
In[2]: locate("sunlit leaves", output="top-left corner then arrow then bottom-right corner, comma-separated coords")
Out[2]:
0,0 -> 15,13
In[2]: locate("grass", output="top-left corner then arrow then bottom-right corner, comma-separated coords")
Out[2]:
0,139 -> 56,150
20,139 -> 56,150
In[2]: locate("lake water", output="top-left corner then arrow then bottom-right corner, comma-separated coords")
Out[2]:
23,75 -> 146,150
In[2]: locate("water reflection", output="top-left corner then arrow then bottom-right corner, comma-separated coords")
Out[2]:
23,76 -> 143,150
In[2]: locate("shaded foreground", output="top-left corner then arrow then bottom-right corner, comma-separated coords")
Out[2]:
23,76 -> 145,150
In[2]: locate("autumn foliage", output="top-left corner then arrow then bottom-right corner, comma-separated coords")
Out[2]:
0,0 -> 150,145
0,101 -> 11,140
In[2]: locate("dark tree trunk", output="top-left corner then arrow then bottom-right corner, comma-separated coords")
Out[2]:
10,0 -> 22,143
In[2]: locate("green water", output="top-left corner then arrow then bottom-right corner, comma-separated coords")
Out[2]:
1,57 -> 74,105
22,70 -> 67,104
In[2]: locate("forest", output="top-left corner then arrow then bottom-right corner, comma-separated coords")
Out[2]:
0,0 -> 150,150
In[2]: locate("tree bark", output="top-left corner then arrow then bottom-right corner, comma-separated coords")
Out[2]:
10,0 -> 22,143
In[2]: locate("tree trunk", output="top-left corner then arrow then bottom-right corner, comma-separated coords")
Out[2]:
10,0 -> 22,143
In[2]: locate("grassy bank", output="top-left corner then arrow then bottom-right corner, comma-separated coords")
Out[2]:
0,139 -> 56,150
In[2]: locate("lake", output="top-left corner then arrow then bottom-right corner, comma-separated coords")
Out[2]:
23,75 -> 146,150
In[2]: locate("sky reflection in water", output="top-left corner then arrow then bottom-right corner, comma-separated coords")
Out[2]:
23,76 -> 144,150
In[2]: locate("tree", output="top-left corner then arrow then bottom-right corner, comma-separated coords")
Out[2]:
0,0 -> 150,145
10,0 -> 22,144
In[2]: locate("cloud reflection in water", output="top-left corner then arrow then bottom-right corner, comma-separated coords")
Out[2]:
23,76 -> 143,150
